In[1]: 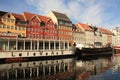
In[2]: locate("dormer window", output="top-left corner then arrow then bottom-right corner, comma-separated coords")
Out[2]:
11,19 -> 15,23
40,21 -> 45,27
54,24 -> 57,28
8,15 -> 10,18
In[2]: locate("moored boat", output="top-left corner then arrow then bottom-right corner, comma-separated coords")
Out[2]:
0,37 -> 75,62
75,44 -> 113,56
113,45 -> 120,56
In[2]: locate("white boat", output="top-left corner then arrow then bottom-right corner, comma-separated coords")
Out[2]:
0,36 -> 75,62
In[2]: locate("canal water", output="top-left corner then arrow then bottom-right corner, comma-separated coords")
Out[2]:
0,56 -> 120,80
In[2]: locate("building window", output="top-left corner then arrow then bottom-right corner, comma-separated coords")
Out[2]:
31,28 -> 33,31
28,27 -> 30,31
59,21 -> 64,25
3,18 -> 6,22
39,29 -> 42,32
11,19 -> 15,23
3,25 -> 6,28
11,26 -> 14,29
0,24 -> 2,28
23,27 -> 25,30
30,34 -> 32,38
15,27 -> 17,30
34,28 -> 36,32
7,25 -> 10,29
40,21 -> 45,27
7,18 -> 10,22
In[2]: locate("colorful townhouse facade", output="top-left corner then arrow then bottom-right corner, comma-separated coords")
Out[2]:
48,11 -> 73,49
106,30 -> 113,45
1,12 -> 26,37
90,26 -> 102,47
0,10 -> 72,51
99,28 -> 113,47
0,10 -> 117,51
72,24 -> 85,46
110,27 -> 120,46
22,12 -> 59,50
76,23 -> 94,47
0,11 -> 27,51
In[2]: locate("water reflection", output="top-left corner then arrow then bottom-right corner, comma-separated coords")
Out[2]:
75,57 -> 113,80
0,58 -> 75,80
0,56 -> 120,80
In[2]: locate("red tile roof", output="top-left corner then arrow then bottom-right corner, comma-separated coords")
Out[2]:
74,24 -> 84,33
30,15 -> 40,22
23,12 -> 35,21
37,15 -> 51,23
99,28 -> 113,35
12,13 -> 25,21
106,30 -> 113,35
99,28 -> 108,34
23,12 -> 51,23
77,23 -> 93,31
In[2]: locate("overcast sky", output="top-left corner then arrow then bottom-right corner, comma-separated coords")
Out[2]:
0,0 -> 120,29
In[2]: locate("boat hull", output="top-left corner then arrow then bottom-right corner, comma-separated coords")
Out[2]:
0,50 -> 75,63
75,47 -> 113,56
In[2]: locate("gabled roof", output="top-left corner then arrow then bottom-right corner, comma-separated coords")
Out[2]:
74,24 -> 84,33
77,23 -> 93,31
99,28 -> 108,34
37,15 -> 51,23
98,28 -> 113,35
30,15 -> 41,22
23,12 -> 35,21
12,13 -> 25,21
52,11 -> 71,22
23,12 -> 52,23
106,30 -> 113,35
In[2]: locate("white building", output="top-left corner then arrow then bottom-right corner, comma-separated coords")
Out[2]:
110,27 -> 120,46
72,24 -> 85,46
76,23 -> 94,47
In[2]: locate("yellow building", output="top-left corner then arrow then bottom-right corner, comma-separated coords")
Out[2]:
0,12 -> 27,37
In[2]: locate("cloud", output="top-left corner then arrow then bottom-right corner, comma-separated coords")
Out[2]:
81,4 -> 104,25
26,0 -> 111,26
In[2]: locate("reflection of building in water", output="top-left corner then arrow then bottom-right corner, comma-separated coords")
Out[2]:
0,58 -> 74,80
75,58 -> 112,80
112,56 -> 120,73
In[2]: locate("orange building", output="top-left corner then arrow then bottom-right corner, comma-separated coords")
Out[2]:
48,11 -> 73,48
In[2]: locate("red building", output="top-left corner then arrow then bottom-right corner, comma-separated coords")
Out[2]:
23,12 -> 58,40
22,12 -> 59,50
